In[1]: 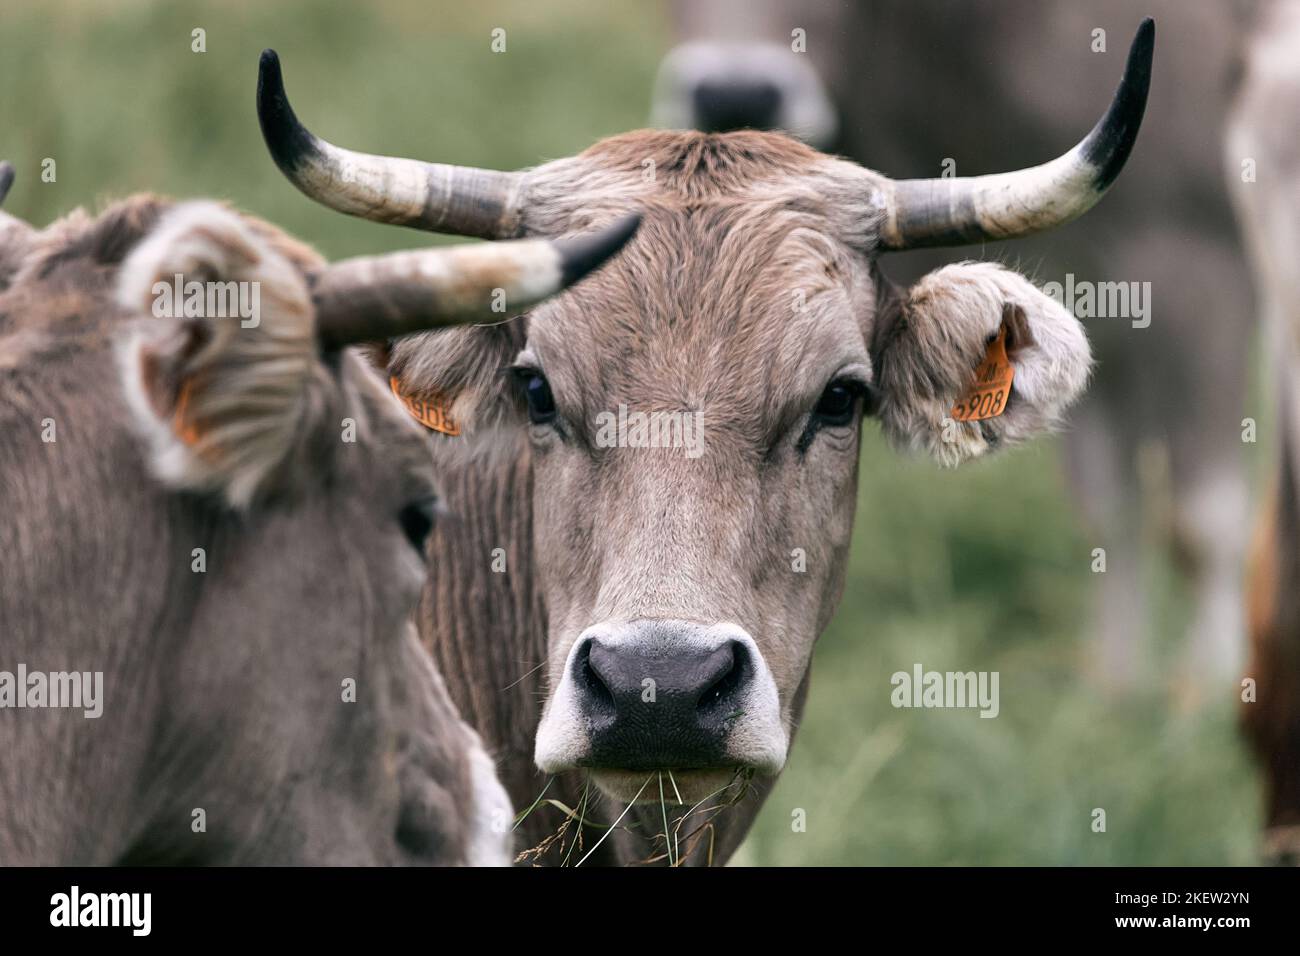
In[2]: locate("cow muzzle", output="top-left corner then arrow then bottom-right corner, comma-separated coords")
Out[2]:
534,620 -> 787,799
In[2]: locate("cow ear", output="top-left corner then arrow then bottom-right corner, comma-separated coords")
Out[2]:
384,321 -> 530,449
116,201 -> 330,508
872,262 -> 1092,467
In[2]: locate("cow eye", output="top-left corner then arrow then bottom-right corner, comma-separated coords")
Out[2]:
398,496 -> 438,556
514,368 -> 557,424
812,380 -> 861,427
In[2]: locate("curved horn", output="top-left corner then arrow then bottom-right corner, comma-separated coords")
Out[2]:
312,213 -> 640,350
0,162 -> 14,206
258,50 -> 523,240
880,18 -> 1154,251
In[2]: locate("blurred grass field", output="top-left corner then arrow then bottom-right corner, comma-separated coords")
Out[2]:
0,0 -> 1263,865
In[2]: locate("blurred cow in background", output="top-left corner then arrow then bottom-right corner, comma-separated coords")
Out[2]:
655,0 -> 1258,687
0,166 -> 633,864
1227,0 -> 1300,865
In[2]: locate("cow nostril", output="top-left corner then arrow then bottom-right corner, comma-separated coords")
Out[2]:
698,641 -> 745,713
577,640 -> 615,712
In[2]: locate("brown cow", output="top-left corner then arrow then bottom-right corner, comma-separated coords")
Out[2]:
256,24 -> 1152,864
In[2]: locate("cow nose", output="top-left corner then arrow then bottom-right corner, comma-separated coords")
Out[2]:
573,629 -> 752,770
691,79 -> 782,133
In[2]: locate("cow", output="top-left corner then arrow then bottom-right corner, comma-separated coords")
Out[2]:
255,23 -> 1153,865
1226,0 -> 1300,865
653,0 -> 1257,689
0,167 -> 635,864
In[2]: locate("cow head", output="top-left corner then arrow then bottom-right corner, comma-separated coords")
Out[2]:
0,180 -> 634,862
257,20 -> 1152,803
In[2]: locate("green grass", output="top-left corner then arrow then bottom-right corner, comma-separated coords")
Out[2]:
2,0 -> 1263,865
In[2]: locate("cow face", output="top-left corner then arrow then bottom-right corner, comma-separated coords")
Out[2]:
257,22 -> 1148,803
380,134 -> 1095,804
0,193 -> 631,862
421,137 -> 1091,802
517,188 -> 870,799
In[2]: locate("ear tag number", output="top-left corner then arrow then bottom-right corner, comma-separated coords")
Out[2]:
390,376 -> 461,436
950,325 -> 1015,422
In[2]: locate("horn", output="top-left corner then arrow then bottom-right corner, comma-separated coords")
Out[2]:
0,162 -> 14,206
880,18 -> 1154,251
312,213 -> 640,350
257,50 -> 523,240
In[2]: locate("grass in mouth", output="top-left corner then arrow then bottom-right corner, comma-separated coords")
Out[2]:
516,766 -> 760,866
658,773 -> 675,866
512,776 -> 554,832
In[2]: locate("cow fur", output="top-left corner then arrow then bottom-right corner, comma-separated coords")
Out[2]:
0,196 -> 511,865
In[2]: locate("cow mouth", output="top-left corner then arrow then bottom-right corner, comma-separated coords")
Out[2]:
586,767 -> 753,804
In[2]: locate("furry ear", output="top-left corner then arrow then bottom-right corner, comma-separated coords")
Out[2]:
385,321 -> 529,445
873,261 -> 1092,467
116,201 -> 333,508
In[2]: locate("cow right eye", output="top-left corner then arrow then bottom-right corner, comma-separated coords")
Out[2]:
398,496 -> 438,557
513,368 -> 557,425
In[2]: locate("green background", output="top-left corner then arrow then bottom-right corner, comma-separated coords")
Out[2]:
0,0 -> 1261,865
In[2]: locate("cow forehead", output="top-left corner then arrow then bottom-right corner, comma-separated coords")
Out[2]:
525,203 -> 874,411
521,128 -> 889,250
516,130 -> 884,395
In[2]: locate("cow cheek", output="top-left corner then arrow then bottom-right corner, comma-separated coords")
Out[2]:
531,454 -> 603,675
765,440 -> 861,694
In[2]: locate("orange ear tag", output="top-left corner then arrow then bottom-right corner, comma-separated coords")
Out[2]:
950,326 -> 1016,422
390,376 -> 461,436
172,379 -> 203,446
